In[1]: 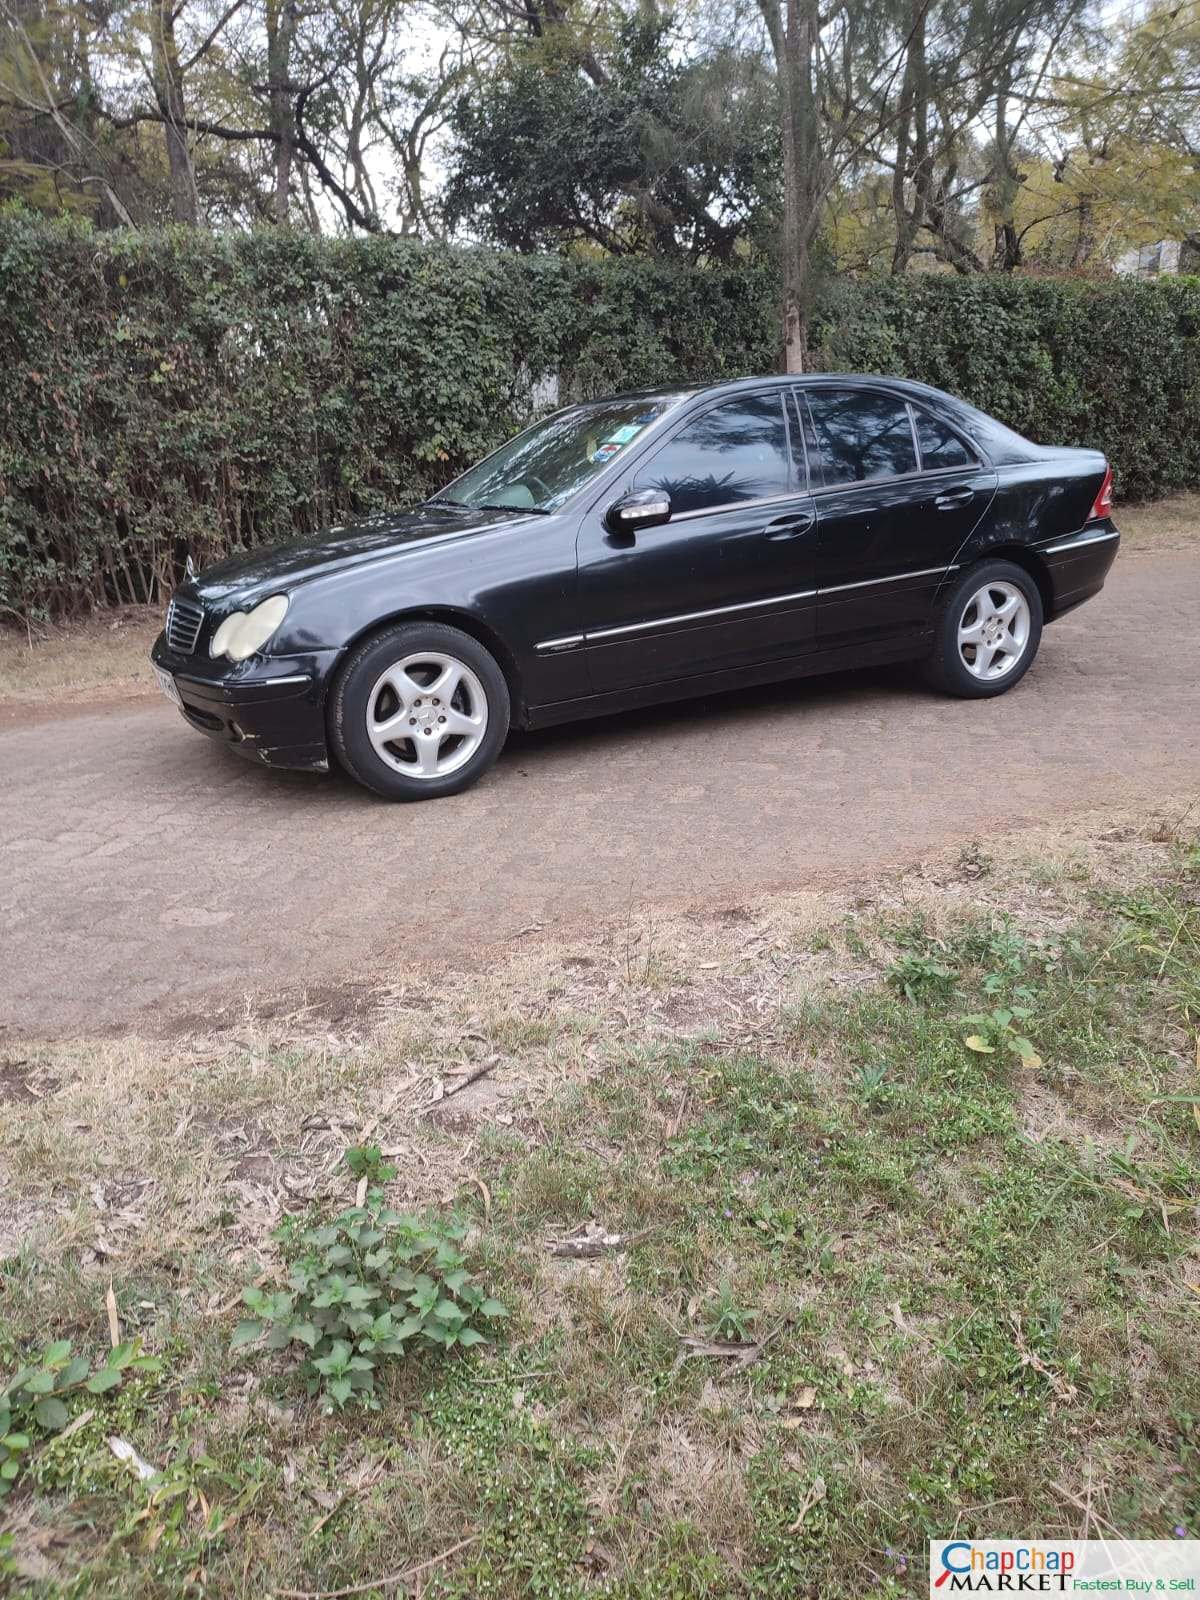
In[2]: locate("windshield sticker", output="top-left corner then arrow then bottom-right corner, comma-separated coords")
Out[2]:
606,423 -> 642,445
590,441 -> 624,463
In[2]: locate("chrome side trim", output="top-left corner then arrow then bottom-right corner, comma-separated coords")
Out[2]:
819,564 -> 957,596
669,491 -> 811,524
1041,528 -> 1120,555
534,634 -> 584,654
573,563 -> 959,649
586,588 -> 817,643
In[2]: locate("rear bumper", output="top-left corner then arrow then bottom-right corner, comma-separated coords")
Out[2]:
1036,519 -> 1120,618
150,636 -> 338,771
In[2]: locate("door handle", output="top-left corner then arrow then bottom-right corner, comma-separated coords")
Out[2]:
935,488 -> 974,510
764,511 -> 815,541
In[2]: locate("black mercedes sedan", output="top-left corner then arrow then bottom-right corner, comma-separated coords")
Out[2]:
151,374 -> 1119,801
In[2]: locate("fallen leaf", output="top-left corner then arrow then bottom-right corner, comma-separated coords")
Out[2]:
1009,1314 -> 1076,1404
964,1035 -> 995,1054
108,1436 -> 157,1481
105,1281 -> 121,1348
788,1474 -> 827,1533
548,1224 -> 653,1258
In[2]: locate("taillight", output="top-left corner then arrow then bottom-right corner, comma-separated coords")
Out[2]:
1088,464 -> 1113,522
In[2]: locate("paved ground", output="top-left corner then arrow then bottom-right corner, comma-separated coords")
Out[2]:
2,546 -> 1198,1038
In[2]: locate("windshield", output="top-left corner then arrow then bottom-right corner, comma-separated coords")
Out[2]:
431,396 -> 681,513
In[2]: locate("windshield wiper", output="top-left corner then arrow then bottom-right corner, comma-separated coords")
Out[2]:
423,496 -> 547,516
476,503 -> 548,516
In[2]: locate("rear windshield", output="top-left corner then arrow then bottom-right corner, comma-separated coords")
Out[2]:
945,399 -> 1036,465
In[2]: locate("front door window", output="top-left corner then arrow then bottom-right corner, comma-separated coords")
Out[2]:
633,393 -> 792,515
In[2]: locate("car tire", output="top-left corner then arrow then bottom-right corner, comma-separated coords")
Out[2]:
922,560 -> 1044,699
329,621 -> 511,801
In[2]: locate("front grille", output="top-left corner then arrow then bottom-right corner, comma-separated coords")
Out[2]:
166,596 -> 205,654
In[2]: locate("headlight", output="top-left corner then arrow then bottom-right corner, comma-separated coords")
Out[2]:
210,594 -> 289,662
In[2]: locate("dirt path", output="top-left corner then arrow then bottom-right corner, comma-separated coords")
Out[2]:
2,546 -> 1197,1038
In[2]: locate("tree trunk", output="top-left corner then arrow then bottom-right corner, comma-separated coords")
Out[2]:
988,80 -> 1023,272
781,230 -> 807,373
150,0 -> 198,224
992,218 -> 1021,271
1070,196 -> 1095,268
891,5 -> 927,274
779,16 -> 805,371
770,0 -> 821,372
265,0 -> 297,223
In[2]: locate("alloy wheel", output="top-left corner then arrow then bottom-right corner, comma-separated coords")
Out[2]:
366,651 -> 489,778
957,580 -> 1031,681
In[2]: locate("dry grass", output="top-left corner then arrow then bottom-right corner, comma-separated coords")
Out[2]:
0,606 -> 162,710
2,798 -> 1187,1267
1115,490 -> 1200,551
1,799 -> 1197,1595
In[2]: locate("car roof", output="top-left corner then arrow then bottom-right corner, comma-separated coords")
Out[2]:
596,373 -> 1037,464
608,372 -> 956,405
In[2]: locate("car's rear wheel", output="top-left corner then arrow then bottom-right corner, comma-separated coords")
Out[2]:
922,560 -> 1044,698
329,621 -> 510,800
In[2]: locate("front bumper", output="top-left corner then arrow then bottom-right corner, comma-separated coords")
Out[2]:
150,636 -> 340,771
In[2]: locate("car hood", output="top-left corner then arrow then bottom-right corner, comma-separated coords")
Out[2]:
184,504 -> 525,607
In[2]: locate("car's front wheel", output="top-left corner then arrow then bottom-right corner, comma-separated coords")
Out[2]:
329,621 -> 510,800
923,560 -> 1044,698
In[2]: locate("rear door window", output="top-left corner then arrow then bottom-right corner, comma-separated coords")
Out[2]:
914,410 -> 976,471
808,389 -> 918,485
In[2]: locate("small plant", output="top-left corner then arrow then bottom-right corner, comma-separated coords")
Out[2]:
740,1203 -> 835,1276
343,1143 -> 397,1185
232,1190 -> 507,1411
745,1201 -> 800,1252
1105,1142 -> 1199,1234
887,952 -> 955,1003
961,1005 -> 1043,1068
1,1338 -> 161,1497
956,841 -> 993,879
854,1059 -> 891,1108
701,1280 -> 758,1343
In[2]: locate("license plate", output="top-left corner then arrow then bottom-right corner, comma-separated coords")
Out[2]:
154,666 -> 182,709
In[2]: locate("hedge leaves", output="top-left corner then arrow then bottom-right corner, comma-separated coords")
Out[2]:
2,212 -> 1198,616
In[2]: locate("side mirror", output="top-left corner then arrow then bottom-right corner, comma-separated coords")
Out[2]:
605,488 -> 672,535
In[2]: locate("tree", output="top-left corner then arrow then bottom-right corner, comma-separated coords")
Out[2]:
0,0 -> 137,221
444,16 -> 777,261
0,0 -> 469,230
1037,0 -> 1200,266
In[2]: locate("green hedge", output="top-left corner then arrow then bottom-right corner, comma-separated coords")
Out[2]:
813,273 -> 1200,501
0,216 -> 774,614
1,212 -> 1197,615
